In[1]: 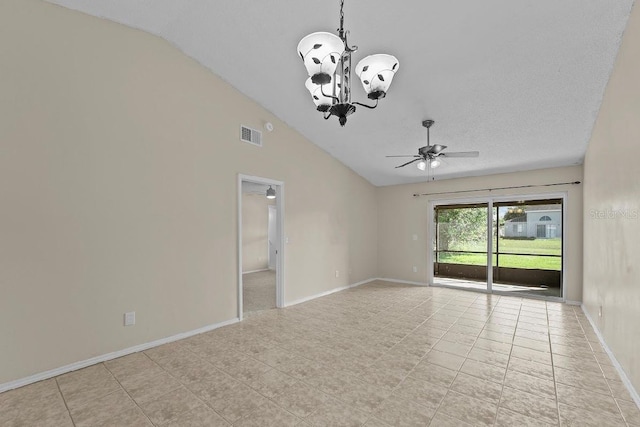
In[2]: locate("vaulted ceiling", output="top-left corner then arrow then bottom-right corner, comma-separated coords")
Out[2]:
46,0 -> 634,186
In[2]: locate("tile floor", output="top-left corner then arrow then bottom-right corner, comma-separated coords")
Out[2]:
1,280 -> 639,426
243,270 -> 277,314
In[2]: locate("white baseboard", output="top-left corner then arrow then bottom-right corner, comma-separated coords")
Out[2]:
565,300 -> 582,306
242,268 -> 270,274
285,278 -> 376,307
376,277 -> 429,286
0,317 -> 239,394
581,305 -> 640,409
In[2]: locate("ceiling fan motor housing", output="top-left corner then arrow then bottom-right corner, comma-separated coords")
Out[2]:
418,146 -> 431,158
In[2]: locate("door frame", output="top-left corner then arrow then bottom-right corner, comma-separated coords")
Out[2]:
427,191 -> 567,302
238,174 -> 285,320
267,205 -> 277,270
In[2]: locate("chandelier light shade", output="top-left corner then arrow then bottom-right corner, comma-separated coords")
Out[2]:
298,0 -> 399,126
355,54 -> 399,100
266,186 -> 276,199
416,160 -> 427,171
297,32 -> 345,84
430,158 -> 441,168
305,76 -> 341,112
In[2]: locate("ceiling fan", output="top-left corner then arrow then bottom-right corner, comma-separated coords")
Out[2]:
387,120 -> 479,170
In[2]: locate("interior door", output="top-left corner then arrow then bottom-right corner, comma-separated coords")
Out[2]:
267,205 -> 277,270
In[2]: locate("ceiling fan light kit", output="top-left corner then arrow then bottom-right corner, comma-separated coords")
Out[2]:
297,0 -> 399,126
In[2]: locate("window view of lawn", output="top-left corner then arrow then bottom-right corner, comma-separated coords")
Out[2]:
437,238 -> 562,270
436,204 -> 562,271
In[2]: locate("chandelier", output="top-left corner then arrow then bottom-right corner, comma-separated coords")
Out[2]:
297,0 -> 399,126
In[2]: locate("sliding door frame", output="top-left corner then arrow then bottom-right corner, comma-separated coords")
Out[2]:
427,191 -> 567,302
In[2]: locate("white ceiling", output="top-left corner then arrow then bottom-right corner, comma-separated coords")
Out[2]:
46,0 -> 634,186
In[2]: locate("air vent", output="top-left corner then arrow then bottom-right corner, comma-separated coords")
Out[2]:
240,125 -> 262,147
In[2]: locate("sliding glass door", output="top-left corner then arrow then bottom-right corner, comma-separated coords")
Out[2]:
432,196 -> 564,299
493,199 -> 563,298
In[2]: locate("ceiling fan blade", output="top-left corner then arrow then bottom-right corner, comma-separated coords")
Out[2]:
395,158 -> 422,168
427,144 -> 447,154
386,155 -> 421,158
440,151 -> 480,158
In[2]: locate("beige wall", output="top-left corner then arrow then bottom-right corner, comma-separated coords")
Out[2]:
242,193 -> 274,272
583,2 -> 640,392
377,166 -> 584,302
0,0 -> 378,385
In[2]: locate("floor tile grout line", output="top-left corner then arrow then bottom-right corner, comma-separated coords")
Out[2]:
285,289 -> 455,423
572,306 -> 633,426
421,293 -> 506,426
179,312 -> 383,424
131,350 -> 236,425
311,291 -> 468,424
227,363 -> 324,423
101,360 -> 158,426
245,290 -> 624,424
184,355 -> 305,425
550,307 -> 627,423
546,301 -> 562,426
54,376 -> 77,427
406,293 -> 476,425
489,296 -> 521,426
291,291 -> 457,422
57,363 -> 131,426
391,294 -> 474,419
324,289 -> 552,424
164,335 -> 286,424
449,294 -> 506,425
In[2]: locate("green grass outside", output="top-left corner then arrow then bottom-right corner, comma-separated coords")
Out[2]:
437,238 -> 561,270
494,238 -> 561,256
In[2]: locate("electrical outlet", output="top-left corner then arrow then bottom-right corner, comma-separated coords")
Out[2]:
412,234 -> 418,241
413,266 -> 418,273
335,270 -> 339,278
124,311 -> 136,326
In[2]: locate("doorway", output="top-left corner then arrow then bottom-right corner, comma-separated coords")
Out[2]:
238,175 -> 284,319
430,194 -> 565,300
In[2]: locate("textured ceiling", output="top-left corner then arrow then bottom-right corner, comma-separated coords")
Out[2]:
46,0 -> 634,186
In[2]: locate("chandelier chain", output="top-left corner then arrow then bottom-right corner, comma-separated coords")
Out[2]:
339,0 -> 345,35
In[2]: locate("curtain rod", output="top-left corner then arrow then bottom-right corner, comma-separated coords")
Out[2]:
412,181 -> 581,197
